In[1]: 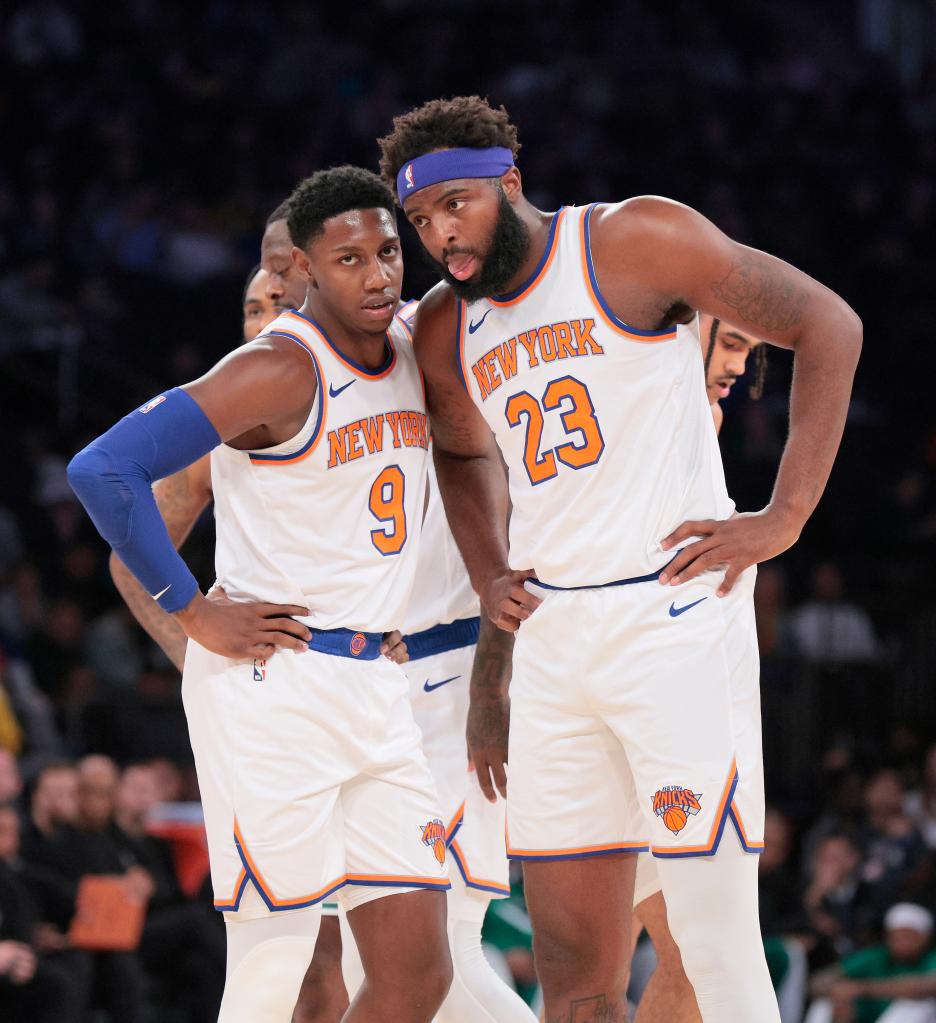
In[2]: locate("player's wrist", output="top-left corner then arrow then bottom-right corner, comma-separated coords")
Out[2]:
173,589 -> 207,631
764,499 -> 807,537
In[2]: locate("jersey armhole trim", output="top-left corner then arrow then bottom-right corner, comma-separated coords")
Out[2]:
454,299 -> 470,392
248,347 -> 327,465
581,204 -> 678,343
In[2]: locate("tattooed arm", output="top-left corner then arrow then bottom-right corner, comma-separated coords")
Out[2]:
108,456 -> 213,670
590,198 -> 862,592
467,615 -> 514,802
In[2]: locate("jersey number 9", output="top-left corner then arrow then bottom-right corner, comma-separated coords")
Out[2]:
369,465 -> 407,555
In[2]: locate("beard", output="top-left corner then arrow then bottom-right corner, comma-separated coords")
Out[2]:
421,189 -> 532,304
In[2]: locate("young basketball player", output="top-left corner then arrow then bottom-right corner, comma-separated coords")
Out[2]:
68,166 -> 452,1023
378,96 -> 861,1022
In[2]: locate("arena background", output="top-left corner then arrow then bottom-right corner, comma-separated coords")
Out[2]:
1,1 -> 935,1020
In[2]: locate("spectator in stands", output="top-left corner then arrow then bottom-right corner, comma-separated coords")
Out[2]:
856,770 -> 930,916
905,744 -> 936,851
806,903 -> 936,1023
0,802 -> 82,1023
788,561 -> 879,662
803,834 -> 877,966
113,763 -> 225,1022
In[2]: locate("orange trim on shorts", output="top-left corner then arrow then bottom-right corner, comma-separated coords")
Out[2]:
213,867 -> 248,910
488,208 -> 567,307
650,758 -> 749,857
729,800 -> 765,852
446,801 -> 466,843
449,839 -> 511,896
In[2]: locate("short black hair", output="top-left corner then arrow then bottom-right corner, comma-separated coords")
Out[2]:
242,262 -> 261,303
378,96 -> 521,200
286,166 -> 396,250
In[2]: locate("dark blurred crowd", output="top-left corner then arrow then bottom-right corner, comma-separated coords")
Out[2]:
1,0 -> 936,1019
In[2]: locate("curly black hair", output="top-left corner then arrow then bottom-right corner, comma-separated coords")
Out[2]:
286,165 -> 396,250
378,96 -> 521,199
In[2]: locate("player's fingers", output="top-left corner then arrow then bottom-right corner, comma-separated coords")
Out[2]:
245,642 -> 275,659
472,754 -> 497,802
716,562 -> 743,597
490,756 -> 508,800
500,596 -> 536,622
259,603 -> 311,620
493,611 -> 521,633
254,629 -> 307,651
510,583 -> 542,610
660,519 -> 718,551
258,617 -> 312,641
658,537 -> 716,584
668,548 -> 725,586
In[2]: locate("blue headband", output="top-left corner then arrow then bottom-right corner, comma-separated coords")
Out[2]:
397,147 -> 515,205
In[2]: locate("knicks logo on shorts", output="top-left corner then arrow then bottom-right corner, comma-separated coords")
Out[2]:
350,633 -> 367,656
652,786 -> 702,836
252,659 -> 266,682
420,818 -> 446,864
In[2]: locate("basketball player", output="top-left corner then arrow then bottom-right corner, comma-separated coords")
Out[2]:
378,96 -> 861,1022
69,166 -> 453,1023
699,313 -> 765,434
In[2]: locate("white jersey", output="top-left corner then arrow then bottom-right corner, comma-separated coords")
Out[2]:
457,203 -> 733,587
211,310 -> 429,631
403,457 -> 479,635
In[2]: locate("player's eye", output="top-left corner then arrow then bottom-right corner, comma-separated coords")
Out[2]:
411,216 -> 428,229
448,199 -> 465,212
382,245 -> 399,257
340,254 -> 358,265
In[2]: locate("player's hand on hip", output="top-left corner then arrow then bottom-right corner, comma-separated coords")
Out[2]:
175,588 -> 311,658
659,508 -> 801,595
467,694 -> 510,802
380,630 -> 408,664
482,569 -> 542,632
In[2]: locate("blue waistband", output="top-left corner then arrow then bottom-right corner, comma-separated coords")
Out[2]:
530,553 -> 679,592
308,628 -> 384,660
404,617 -> 480,661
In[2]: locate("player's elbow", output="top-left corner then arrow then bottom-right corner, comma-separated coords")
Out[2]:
66,444 -> 111,505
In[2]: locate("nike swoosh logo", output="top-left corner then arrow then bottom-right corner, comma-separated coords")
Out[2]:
467,309 -> 491,334
152,584 -> 172,601
669,597 -> 708,618
423,675 -> 461,693
328,380 -> 355,398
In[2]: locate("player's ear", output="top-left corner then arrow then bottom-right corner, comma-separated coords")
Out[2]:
500,166 -> 522,202
291,245 -> 316,286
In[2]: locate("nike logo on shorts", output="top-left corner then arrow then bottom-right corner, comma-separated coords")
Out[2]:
329,380 -> 355,398
423,675 -> 461,692
668,597 -> 708,618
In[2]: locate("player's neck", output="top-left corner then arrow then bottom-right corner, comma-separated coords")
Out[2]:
498,200 -> 554,296
303,301 -> 389,370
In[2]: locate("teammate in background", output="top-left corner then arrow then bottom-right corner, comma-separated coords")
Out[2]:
379,96 -> 861,1022
628,315 -> 765,1022
70,167 -> 452,1023
699,313 -> 765,434
108,258 -> 292,668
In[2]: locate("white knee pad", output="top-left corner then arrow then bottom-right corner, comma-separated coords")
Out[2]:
657,841 -> 780,1023
219,906 -> 322,1023
434,878 -> 538,1023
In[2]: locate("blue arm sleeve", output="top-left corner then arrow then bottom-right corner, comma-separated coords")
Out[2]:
67,387 -> 221,613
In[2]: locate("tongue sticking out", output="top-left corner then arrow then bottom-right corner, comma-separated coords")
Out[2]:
446,254 -> 477,281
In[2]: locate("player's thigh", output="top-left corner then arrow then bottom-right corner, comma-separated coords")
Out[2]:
522,853 -> 637,973
508,596 -> 646,858
598,568 -> 764,856
346,888 -> 450,980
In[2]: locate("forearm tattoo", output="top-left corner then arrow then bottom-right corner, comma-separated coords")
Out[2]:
711,254 -> 807,332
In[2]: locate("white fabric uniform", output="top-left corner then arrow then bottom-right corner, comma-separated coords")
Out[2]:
184,311 -> 448,919
404,460 -> 510,898
457,203 -> 764,862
